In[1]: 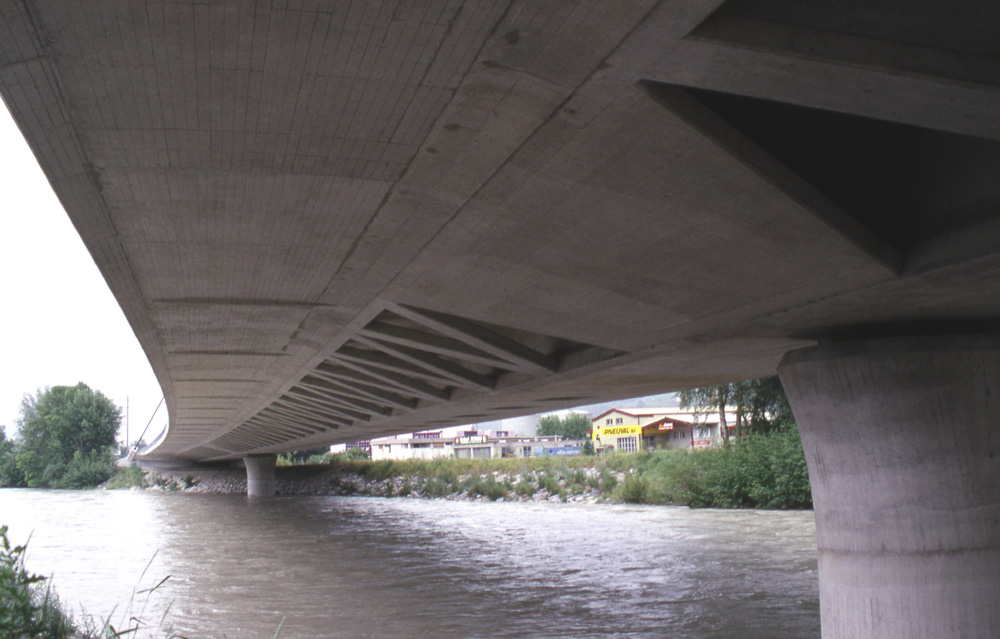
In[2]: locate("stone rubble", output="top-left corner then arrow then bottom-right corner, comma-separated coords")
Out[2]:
135,465 -> 624,504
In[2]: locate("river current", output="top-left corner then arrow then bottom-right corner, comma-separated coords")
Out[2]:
0,490 -> 818,638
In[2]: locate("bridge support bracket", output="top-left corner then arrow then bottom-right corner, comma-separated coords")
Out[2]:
779,334 -> 1000,639
244,454 -> 277,498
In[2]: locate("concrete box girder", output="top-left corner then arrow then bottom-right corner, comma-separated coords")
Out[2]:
0,0 -> 998,462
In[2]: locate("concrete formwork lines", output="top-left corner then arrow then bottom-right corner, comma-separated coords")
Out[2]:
247,3 -> 272,146
325,355 -> 451,403
0,3 -> 39,65
193,2 -> 214,135
287,386 -> 389,419
390,304 -> 557,375
368,10 -> 434,145
280,390 -> 376,423
334,2 -> 391,173
257,406 -> 341,435
269,399 -> 356,429
310,363 -> 426,406
334,343 -> 465,388
283,10 -> 330,164
280,393 -> 371,424
352,334 -> 496,390
641,82 -> 903,275
246,414 -> 324,439
252,407 -> 335,434
299,373 -> 418,411
357,320 -> 513,370
269,7 -> 305,165
217,427 -> 278,450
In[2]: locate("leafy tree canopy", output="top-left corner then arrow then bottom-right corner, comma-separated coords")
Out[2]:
11,384 -> 121,488
0,426 -> 25,487
679,376 -> 793,442
536,413 -> 591,440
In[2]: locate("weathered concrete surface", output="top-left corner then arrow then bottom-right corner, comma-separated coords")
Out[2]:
244,454 -> 277,499
780,335 -> 1000,639
0,1 -> 998,464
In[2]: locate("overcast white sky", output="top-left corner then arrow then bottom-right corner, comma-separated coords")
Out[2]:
0,101 -> 164,444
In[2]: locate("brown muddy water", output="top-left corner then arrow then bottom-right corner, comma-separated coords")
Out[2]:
0,490 -> 818,638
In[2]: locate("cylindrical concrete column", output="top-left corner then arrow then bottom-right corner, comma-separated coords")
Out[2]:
244,454 -> 277,498
778,335 -> 1000,639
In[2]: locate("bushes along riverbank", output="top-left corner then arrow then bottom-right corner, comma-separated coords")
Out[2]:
131,425 -> 811,509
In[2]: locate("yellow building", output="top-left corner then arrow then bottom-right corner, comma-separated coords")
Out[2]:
591,407 -> 732,452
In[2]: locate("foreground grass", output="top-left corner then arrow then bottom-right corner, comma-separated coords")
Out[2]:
311,425 -> 811,509
1,525 -> 77,638
1,525 -> 189,639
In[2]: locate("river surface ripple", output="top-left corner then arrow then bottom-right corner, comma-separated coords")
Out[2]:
0,490 -> 818,638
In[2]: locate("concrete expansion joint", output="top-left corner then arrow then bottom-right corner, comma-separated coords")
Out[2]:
819,545 -> 1000,559
780,326 -> 1000,366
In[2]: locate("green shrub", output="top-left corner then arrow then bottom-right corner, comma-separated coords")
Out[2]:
466,475 -> 508,501
313,430 -> 811,509
0,430 -> 25,487
514,477 -> 536,496
614,472 -> 649,504
106,464 -> 147,489
600,468 -> 618,493
304,453 -> 333,464
362,460 -> 397,481
54,450 -> 114,489
539,472 -> 562,495
423,477 -> 450,498
634,425 -> 812,509
0,525 -> 77,638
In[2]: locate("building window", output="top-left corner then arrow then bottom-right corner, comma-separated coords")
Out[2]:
606,418 -> 613,425
618,436 -> 637,453
615,418 -> 623,424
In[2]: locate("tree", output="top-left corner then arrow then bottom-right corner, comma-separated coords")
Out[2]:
536,413 -> 591,439
0,426 -> 25,487
13,384 -> 121,488
679,376 -> 793,442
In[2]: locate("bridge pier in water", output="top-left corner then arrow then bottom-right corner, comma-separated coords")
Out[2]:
779,334 -> 1000,639
244,454 -> 277,498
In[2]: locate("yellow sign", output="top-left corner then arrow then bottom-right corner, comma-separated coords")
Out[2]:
592,425 -> 640,440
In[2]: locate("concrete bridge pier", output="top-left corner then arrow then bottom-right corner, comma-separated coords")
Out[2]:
779,334 -> 1000,639
244,454 -> 277,498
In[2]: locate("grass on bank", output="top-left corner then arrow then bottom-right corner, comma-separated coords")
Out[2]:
290,425 -> 811,509
0,525 -> 75,638
1,524 -> 192,639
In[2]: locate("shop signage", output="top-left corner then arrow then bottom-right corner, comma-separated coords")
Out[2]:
593,425 -> 640,438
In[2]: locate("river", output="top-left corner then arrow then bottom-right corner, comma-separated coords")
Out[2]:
0,490 -> 818,638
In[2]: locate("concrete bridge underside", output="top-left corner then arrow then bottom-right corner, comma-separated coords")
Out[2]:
2,1 -> 998,637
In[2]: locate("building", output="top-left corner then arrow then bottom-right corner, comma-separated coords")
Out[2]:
590,407 -> 734,453
369,429 -> 580,460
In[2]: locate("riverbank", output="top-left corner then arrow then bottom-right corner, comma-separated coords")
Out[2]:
125,426 -> 812,509
136,460 -> 614,503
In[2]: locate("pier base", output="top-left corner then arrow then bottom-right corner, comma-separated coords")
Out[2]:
244,454 -> 277,498
778,335 -> 1000,639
